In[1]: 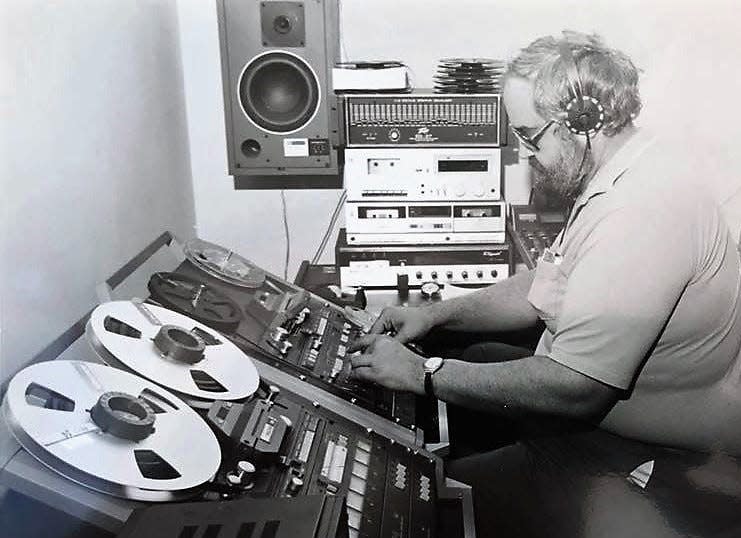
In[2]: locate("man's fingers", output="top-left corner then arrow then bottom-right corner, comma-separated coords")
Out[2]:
348,333 -> 379,353
349,353 -> 374,369
368,315 -> 389,335
348,365 -> 374,382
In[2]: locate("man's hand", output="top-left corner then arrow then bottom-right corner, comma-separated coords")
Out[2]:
347,334 -> 426,395
369,306 -> 438,343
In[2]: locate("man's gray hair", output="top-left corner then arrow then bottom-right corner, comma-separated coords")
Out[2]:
506,31 -> 641,136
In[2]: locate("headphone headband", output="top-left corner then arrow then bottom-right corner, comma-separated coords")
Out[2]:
558,42 -> 605,136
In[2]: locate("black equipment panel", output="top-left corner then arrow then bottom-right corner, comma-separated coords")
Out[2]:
162,261 -> 418,431
508,204 -> 566,269
117,494 -> 347,538
206,383 -> 439,538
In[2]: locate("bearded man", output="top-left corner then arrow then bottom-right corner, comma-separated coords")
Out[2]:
349,31 -> 741,537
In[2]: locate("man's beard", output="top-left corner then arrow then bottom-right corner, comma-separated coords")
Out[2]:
529,137 -> 594,210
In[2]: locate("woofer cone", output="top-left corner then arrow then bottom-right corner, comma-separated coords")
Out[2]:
238,51 -> 320,134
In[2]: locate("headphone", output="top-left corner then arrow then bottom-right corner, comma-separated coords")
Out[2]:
558,42 -> 605,138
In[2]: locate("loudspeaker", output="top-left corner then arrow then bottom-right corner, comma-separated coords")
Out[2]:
217,0 -> 340,182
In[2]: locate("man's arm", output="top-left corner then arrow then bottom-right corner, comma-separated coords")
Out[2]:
349,336 -> 620,422
431,268 -> 539,332
434,354 -> 620,420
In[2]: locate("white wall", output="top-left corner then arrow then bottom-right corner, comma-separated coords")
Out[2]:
179,0 -> 741,278
1,0 -> 196,385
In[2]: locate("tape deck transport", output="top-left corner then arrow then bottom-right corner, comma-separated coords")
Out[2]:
1,234 -> 475,537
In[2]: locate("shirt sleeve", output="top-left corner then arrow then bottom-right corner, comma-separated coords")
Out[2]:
548,205 -> 693,389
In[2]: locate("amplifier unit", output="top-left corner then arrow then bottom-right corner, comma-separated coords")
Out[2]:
345,200 -> 507,245
343,92 -> 506,147
344,147 -> 502,202
336,229 -> 511,287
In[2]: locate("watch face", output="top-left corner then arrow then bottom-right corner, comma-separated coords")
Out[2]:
424,356 -> 444,373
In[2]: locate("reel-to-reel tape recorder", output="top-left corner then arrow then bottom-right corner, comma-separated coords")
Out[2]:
161,238 -> 419,431
1,237 -> 471,538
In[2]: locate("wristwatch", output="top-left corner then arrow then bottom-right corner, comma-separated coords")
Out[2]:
423,356 -> 445,398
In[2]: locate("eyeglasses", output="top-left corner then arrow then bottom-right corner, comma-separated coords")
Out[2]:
511,119 -> 555,153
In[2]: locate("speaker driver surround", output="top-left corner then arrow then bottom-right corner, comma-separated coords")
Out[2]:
238,51 -> 320,134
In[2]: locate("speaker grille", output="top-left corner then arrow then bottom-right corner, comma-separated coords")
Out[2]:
238,51 -> 320,134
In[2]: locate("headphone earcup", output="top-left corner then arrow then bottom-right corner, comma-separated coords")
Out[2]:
565,95 -> 605,135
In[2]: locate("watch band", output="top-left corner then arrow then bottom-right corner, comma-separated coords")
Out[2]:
424,371 -> 435,398
423,357 -> 444,398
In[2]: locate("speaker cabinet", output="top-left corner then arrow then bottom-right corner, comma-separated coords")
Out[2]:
217,0 -> 340,184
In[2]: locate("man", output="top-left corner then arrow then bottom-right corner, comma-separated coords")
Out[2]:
349,31 -> 741,537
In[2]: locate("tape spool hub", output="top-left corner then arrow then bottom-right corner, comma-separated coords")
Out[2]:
153,325 -> 206,365
90,392 -> 156,441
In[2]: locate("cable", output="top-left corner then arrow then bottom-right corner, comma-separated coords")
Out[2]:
311,190 -> 347,265
338,0 -> 350,62
280,190 -> 290,281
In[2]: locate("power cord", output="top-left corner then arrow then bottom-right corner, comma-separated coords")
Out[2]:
280,190 -> 290,281
311,190 -> 347,265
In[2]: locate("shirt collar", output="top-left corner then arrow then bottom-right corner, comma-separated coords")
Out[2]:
572,128 -> 656,213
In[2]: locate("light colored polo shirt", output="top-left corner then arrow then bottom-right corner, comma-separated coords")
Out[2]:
528,129 -> 741,455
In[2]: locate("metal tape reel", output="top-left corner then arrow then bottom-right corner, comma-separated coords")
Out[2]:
87,301 -> 260,404
148,272 -> 244,333
1,360 -> 221,501
183,238 -> 266,289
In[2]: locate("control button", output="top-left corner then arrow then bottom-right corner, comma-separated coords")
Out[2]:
226,460 -> 256,488
287,475 -> 304,495
446,271 -> 453,279
415,271 -> 423,279
476,270 -> 483,278
491,270 -> 498,277
388,128 -> 401,142
461,271 -> 469,279
430,271 -> 438,279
